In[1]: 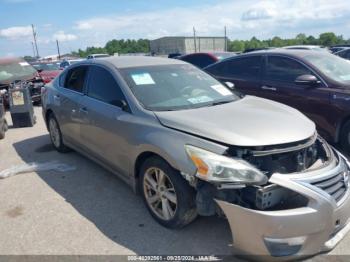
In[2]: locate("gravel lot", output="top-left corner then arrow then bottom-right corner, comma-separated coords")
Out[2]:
0,106 -> 349,259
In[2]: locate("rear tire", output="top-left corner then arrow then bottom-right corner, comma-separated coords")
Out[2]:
48,113 -> 70,153
139,156 -> 197,229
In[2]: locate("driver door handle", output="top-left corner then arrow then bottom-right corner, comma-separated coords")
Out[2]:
261,85 -> 277,91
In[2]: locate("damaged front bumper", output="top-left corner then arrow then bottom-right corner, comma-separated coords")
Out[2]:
216,151 -> 350,258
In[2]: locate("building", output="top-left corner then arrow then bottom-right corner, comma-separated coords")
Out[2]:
150,36 -> 228,55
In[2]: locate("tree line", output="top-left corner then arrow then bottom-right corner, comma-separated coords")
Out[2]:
70,32 -> 350,57
72,39 -> 150,57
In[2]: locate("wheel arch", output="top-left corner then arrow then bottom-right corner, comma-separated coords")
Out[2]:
133,150 -> 180,193
44,108 -> 54,130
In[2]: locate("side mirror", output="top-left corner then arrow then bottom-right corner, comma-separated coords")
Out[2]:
225,81 -> 235,89
37,69 -> 43,73
295,75 -> 320,87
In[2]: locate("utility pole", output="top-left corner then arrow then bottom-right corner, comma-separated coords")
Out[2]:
56,39 -> 61,60
193,27 -> 197,53
31,24 -> 40,58
224,26 -> 227,52
31,42 -> 36,57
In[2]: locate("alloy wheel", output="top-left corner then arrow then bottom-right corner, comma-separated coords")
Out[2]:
143,167 -> 178,221
49,118 -> 60,148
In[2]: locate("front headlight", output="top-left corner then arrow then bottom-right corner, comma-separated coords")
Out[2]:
185,145 -> 268,185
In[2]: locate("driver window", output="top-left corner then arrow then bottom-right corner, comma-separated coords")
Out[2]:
266,56 -> 313,82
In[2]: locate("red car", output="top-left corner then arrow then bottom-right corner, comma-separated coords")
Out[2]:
177,52 -> 236,69
32,62 -> 61,84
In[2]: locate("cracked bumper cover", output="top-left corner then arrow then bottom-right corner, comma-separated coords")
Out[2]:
216,153 -> 350,257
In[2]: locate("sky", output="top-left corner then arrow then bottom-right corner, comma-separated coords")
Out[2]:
1,0 -> 350,57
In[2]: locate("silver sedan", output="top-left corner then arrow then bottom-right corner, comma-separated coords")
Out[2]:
41,56 -> 350,259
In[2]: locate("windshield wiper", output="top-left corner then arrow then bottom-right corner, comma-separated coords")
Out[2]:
208,100 -> 233,106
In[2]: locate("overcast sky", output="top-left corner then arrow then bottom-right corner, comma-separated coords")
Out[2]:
1,0 -> 350,57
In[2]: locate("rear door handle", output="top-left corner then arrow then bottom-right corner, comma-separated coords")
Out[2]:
261,85 -> 277,91
54,94 -> 60,99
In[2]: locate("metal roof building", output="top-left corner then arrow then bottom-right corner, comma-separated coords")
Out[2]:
150,36 -> 228,55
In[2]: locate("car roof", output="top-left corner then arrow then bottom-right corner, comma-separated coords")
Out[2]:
234,48 -> 331,58
93,55 -> 188,68
335,47 -> 350,53
283,45 -> 323,49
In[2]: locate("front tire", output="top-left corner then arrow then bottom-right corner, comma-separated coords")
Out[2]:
140,157 -> 197,229
48,114 -> 70,153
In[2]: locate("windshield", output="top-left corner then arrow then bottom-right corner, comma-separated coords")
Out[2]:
305,54 -> 350,84
32,63 -> 59,71
120,64 -> 238,111
0,60 -> 37,82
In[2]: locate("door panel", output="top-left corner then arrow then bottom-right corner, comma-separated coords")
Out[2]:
55,88 -> 84,144
54,66 -> 88,146
79,97 -> 131,175
80,65 -> 131,176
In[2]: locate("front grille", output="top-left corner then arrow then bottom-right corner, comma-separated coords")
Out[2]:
311,171 -> 348,202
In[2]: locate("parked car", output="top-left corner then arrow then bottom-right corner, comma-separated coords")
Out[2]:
177,52 -> 236,68
282,45 -> 329,52
59,59 -> 84,69
87,54 -> 110,59
243,47 -> 274,53
32,62 -> 61,84
330,45 -> 350,53
168,53 -> 182,59
0,57 -> 44,105
335,48 -> 350,60
205,49 -> 350,150
42,56 -> 350,258
0,91 -> 7,139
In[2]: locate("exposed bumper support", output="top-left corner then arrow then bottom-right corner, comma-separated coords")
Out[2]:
216,155 -> 350,258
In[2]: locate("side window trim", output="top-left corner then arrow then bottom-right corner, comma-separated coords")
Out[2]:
264,55 -> 328,87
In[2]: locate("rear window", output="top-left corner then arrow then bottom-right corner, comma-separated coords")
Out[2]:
207,56 -> 261,80
64,66 -> 88,93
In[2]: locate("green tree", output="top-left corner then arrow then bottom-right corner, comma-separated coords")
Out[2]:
319,32 -> 338,46
296,33 -> 307,44
228,40 -> 245,52
271,36 -> 284,47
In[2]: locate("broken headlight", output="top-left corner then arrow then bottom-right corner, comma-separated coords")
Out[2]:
185,145 -> 268,185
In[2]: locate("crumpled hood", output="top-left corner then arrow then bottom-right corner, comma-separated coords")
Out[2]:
155,96 -> 316,146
